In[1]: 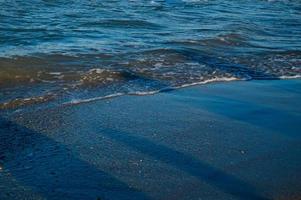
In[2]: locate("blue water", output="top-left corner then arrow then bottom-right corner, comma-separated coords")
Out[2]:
1,0 -> 301,109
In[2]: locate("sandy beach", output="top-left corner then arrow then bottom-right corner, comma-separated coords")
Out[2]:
1,0 -> 301,199
0,79 -> 301,200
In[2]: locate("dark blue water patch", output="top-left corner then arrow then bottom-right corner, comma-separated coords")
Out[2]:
1,0 -> 300,56
82,19 -> 164,29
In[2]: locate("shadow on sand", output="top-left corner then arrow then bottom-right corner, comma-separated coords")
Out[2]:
0,116 -> 149,200
99,128 -> 270,200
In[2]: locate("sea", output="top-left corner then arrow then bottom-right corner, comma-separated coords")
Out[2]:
1,0 -> 301,110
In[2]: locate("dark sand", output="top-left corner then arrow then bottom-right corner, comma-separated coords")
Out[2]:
1,80 -> 301,200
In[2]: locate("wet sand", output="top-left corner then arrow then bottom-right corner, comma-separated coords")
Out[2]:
1,79 -> 301,200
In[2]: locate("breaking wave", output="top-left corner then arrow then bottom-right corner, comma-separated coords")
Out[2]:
0,48 -> 300,110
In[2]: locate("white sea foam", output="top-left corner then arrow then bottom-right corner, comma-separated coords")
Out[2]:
174,77 -> 240,89
65,93 -> 125,105
279,75 -> 301,79
64,77 -> 240,106
129,90 -> 160,96
89,68 -> 105,74
49,72 -> 62,75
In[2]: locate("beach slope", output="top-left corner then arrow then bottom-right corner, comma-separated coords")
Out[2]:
1,80 -> 301,200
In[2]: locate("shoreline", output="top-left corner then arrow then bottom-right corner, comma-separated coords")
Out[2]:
65,77 -> 301,107
1,77 -> 301,112
1,79 -> 301,200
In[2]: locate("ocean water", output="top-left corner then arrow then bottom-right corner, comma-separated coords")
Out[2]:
0,0 -> 301,110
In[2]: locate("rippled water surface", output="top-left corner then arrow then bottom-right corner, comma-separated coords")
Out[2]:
1,0 -> 301,109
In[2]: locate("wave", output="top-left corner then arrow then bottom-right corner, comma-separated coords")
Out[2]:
168,33 -> 252,48
279,75 -> 301,79
1,49 -> 300,86
174,77 -> 241,88
0,75 -> 240,109
0,93 -> 56,110
63,76 -> 241,106
0,48 -> 300,110
1,72 -> 300,110
65,92 -> 125,106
